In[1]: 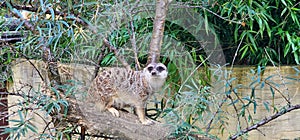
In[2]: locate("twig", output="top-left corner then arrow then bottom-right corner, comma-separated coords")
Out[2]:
41,121 -> 55,138
227,94 -> 242,131
265,81 -> 290,105
0,91 -> 35,101
103,38 -> 131,70
206,95 -> 228,133
128,21 -> 141,70
264,48 -> 290,104
93,45 -> 107,78
126,0 -> 141,70
69,132 -> 114,139
230,33 -> 245,72
230,84 -> 254,127
229,104 -> 300,140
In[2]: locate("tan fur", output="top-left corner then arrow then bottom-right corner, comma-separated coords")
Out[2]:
88,63 -> 168,125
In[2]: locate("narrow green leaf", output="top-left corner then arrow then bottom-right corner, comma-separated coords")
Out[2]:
204,10 -> 209,35
253,101 -> 257,114
260,81 -> 265,88
281,0 -> 287,6
263,19 -> 272,38
264,101 -> 270,112
228,99 -> 239,105
284,44 -> 291,57
240,45 -> 249,59
270,86 -> 275,98
281,8 -> 287,16
5,1 -> 13,10
286,32 -> 292,43
247,32 -> 257,52
26,123 -> 38,133
18,110 -> 24,122
294,53 -> 299,64
8,119 -> 22,123
257,65 -> 261,74
234,24 -> 239,42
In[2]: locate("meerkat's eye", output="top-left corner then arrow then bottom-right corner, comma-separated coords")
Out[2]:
156,66 -> 165,72
147,66 -> 154,72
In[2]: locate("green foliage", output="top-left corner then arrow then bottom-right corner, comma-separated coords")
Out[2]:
0,110 -> 37,140
164,84 -> 211,139
204,0 -> 299,65
1,81 -> 79,140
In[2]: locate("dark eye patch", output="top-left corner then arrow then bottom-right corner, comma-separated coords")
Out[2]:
147,66 -> 154,72
156,66 -> 165,72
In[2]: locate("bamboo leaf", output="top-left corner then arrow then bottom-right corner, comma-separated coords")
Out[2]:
281,0 -> 287,6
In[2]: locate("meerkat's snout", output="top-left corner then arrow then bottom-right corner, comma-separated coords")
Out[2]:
151,71 -> 157,76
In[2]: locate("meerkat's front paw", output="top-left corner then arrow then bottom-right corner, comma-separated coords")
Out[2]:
107,107 -> 120,117
141,119 -> 154,125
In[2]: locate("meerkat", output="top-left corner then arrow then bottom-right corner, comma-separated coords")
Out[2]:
87,63 -> 168,125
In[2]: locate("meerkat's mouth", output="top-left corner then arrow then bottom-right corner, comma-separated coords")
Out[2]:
151,76 -> 165,79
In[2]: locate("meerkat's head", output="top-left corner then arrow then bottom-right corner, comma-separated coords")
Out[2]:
143,63 -> 168,91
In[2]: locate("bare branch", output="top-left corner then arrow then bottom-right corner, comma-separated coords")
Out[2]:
264,48 -> 290,104
265,81 -> 290,104
125,0 -> 141,70
127,17 -> 141,70
206,96 -> 228,133
229,104 -> 300,140
93,45 -> 107,78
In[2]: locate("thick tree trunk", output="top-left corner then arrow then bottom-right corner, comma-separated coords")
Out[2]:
147,0 -> 172,64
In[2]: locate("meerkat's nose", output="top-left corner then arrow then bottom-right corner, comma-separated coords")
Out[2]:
151,71 -> 157,76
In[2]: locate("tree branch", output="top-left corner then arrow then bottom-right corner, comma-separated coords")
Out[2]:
93,45 -> 107,78
229,104 -> 300,140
